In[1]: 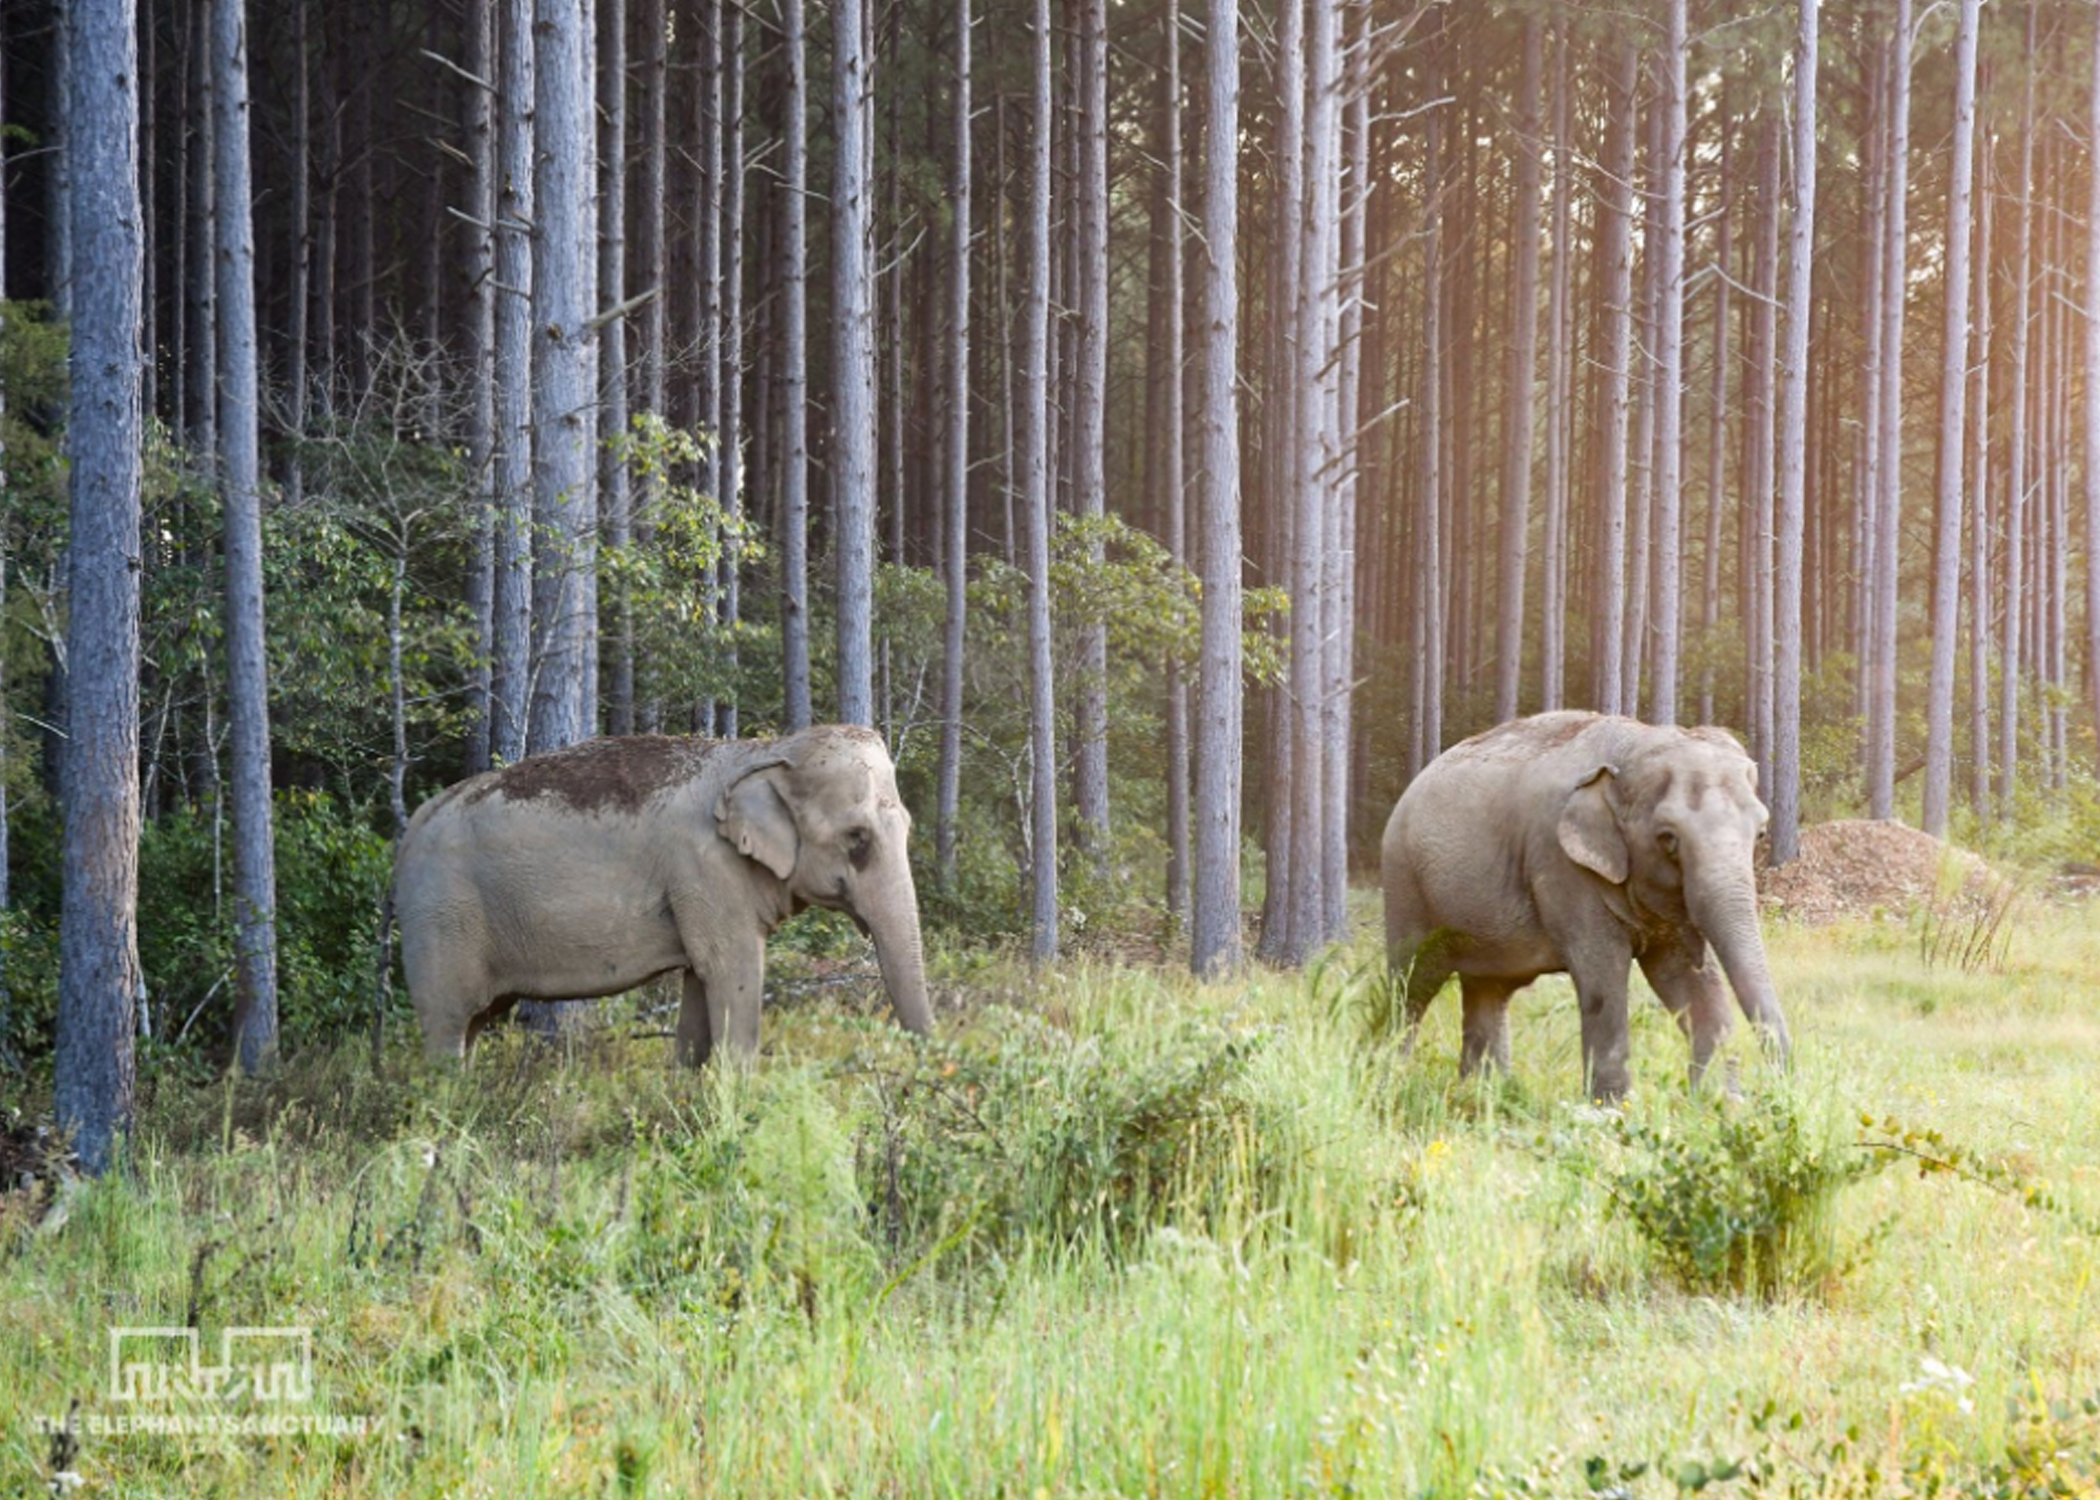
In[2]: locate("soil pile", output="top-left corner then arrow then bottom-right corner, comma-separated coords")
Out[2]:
1760,819 -> 2009,926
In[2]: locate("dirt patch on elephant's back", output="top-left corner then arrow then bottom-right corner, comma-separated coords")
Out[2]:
1759,819 -> 2007,925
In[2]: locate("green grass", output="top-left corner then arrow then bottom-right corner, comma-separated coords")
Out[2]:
4,904 -> 2100,1497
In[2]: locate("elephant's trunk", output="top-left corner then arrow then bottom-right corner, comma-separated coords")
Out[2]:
1684,848 -> 1791,1065
862,854 -> 935,1037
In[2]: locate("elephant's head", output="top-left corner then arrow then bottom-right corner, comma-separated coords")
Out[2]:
1556,727 -> 1790,1061
715,727 -> 935,1037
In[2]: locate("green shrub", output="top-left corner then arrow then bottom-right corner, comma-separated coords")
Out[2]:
1557,1087 -> 1889,1299
856,1009 -> 1271,1264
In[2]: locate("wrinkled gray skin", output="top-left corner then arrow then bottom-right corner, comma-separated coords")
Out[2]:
1381,711 -> 1790,1100
394,725 -> 933,1063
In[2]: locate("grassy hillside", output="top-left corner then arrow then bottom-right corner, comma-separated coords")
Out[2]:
4,907 -> 2099,1497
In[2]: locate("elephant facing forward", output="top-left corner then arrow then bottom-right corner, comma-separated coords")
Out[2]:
393,724 -> 933,1063
1380,711 -> 1790,1100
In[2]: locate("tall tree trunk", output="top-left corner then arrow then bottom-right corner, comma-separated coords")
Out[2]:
56,0 -> 145,1175
1769,0 -> 1819,864
1868,8 -> 1911,820
2083,0 -> 2100,774
490,0 -> 534,765
833,0 -> 876,726
936,0 -> 971,888
1592,41 -> 1638,717
1649,0 -> 1688,724
1745,115 -> 1779,767
2001,2 -> 2035,816
525,0 -> 598,752
695,0 -> 721,734
1072,0 -> 1111,848
1699,114 -> 1733,727
717,0 -> 745,739
598,0 -> 632,734
1190,0 -> 1242,979
1411,86 -> 1445,775
629,0 -> 665,734
462,0 -> 497,772
1493,12 -> 1544,724
781,0 -> 813,730
1921,0 -> 1980,835
1158,4 -> 1190,920
184,0 -> 216,458
283,0 -> 309,512
213,0 -> 280,1073
1022,0 -> 1058,960
1969,137 -> 1993,818
1541,19 -> 1571,712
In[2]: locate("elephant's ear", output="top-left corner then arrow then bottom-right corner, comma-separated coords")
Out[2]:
715,766 -> 800,881
1557,765 -> 1628,885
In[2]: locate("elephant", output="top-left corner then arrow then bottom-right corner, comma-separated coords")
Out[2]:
1379,711 -> 1790,1100
392,724 -> 934,1063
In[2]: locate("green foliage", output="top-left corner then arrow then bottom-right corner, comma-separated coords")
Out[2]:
1552,1086 -> 1890,1299
854,1009 -> 1274,1262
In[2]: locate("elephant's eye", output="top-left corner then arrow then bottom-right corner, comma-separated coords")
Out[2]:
846,826 -> 874,870
1656,829 -> 1680,859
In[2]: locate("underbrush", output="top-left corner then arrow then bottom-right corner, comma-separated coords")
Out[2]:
5,928 -> 2100,1497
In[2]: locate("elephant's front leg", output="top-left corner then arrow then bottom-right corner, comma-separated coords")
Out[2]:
684,928 -> 767,1061
1563,934 -> 1635,1103
676,971 -> 714,1067
1637,938 -> 1734,1091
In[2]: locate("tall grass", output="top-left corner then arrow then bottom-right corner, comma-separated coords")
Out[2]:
3,910 -> 2099,1496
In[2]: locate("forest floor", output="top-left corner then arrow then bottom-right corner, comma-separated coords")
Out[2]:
3,902 -> 2099,1497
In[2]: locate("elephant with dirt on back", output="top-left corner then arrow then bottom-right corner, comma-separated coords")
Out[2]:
1380,711 -> 1791,1100
393,724 -> 933,1063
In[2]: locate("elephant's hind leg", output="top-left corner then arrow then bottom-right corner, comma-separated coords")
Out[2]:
1389,930 -> 1456,1053
402,924 -> 493,1062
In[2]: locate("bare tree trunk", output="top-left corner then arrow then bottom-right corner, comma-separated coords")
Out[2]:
2001,3 -> 2035,816
1969,139 -> 1993,819
490,0 -> 534,765
1493,12 -> 1543,724
781,0 -> 813,730
718,0 -> 745,739
1649,0 -> 1688,725
212,0 -> 279,1073
1854,40 -> 1885,719
1322,34 -> 1365,943
833,0 -> 876,726
1022,0 -> 1058,960
1411,84 -> 1445,775
1699,113 -> 1732,727
1769,0 -> 1819,864
936,0 -> 971,888
599,0 -> 632,734
185,0 -> 216,459
1592,41 -> 1638,717
1921,0 -> 1981,835
1072,0 -> 1111,849
695,0 -> 721,734
56,0 -> 145,1174
525,0 -> 599,752
1190,0 -> 1242,979
2083,0 -> 2100,775
1541,19 -> 1571,712
1868,7 -> 1911,820
1158,4 -> 1190,920
460,0 -> 498,772
284,0 -> 309,514
629,0 -> 665,733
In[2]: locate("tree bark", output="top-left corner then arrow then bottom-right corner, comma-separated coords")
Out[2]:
2001,2 -> 2035,816
599,0 -> 632,735
1921,0 -> 1980,835
1072,0 -> 1111,849
1769,0 -> 1819,864
1493,12 -> 1544,724
213,0 -> 280,1073
1592,41 -> 1638,717
1022,0 -> 1058,960
526,0 -> 599,753
462,0 -> 498,772
1190,0 -> 1242,980
832,0 -> 877,726
56,0 -> 145,1175
936,0 -> 971,888
1158,5 -> 1190,920
2083,0 -> 2100,776
1541,19 -> 1571,712
781,0 -> 813,730
490,0 -> 534,765
717,0 -> 745,739
1868,8 -> 1911,820
1649,0 -> 1688,725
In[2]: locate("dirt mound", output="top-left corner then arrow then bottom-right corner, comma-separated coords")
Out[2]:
1760,819 -> 2010,926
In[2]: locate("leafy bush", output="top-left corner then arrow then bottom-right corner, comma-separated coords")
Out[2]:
857,1009 -> 1272,1263
1556,1087 -> 1889,1299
